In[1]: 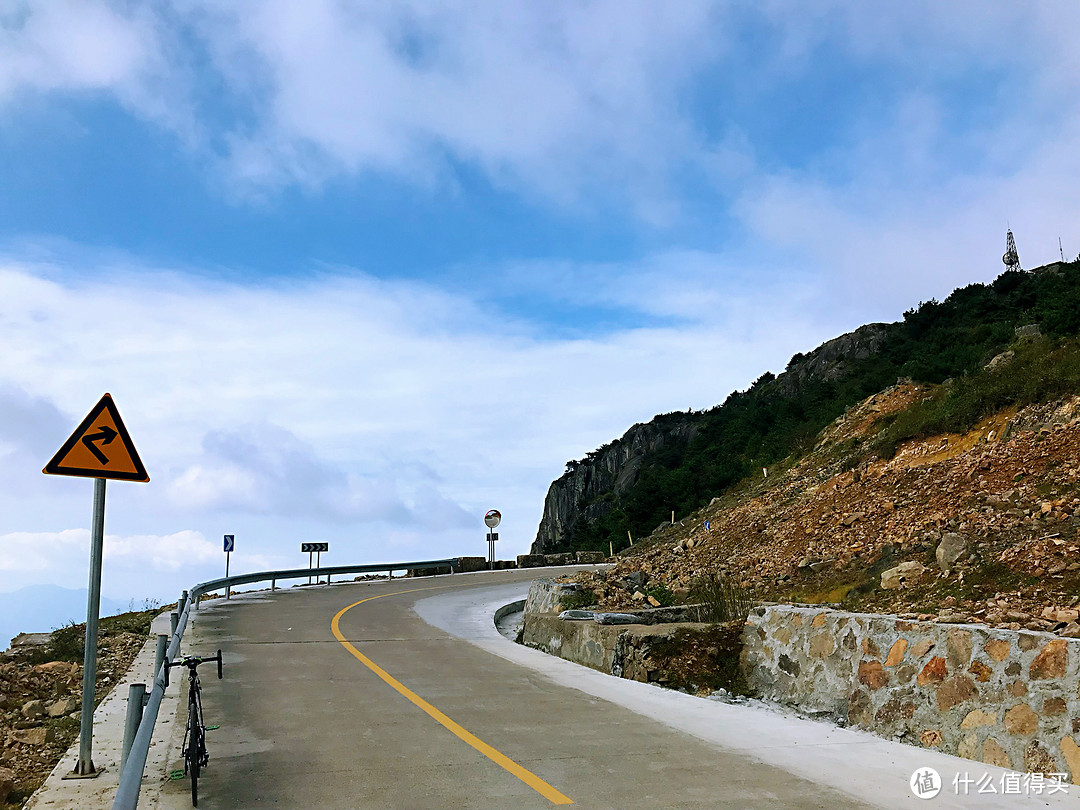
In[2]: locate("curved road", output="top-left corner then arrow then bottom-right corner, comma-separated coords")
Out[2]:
155,570 -> 1068,809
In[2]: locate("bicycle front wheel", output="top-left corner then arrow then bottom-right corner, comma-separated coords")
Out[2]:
188,723 -> 202,806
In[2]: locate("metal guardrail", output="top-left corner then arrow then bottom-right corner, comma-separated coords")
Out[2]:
111,557 -> 459,810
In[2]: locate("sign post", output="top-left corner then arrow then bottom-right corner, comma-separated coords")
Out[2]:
223,535 -> 235,599
301,543 -> 328,584
484,510 -> 501,570
43,393 -> 149,778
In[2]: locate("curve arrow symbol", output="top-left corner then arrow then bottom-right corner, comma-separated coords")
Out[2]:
82,425 -> 118,465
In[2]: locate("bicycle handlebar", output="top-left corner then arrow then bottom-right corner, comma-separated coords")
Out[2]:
163,649 -> 224,688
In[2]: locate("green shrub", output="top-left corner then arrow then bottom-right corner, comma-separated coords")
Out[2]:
551,261 -> 1080,555
644,583 -> 676,607
47,621 -> 85,662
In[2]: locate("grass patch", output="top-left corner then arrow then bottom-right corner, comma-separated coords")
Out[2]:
101,608 -> 158,637
644,583 -> 676,607
644,623 -> 749,695
688,571 -> 754,623
559,589 -> 597,611
872,337 -> 1080,459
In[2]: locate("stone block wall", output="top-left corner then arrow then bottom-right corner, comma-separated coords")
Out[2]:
521,579 -> 739,691
743,605 -> 1080,780
522,613 -> 625,672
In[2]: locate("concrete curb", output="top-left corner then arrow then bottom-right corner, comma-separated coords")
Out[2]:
24,611 -> 187,810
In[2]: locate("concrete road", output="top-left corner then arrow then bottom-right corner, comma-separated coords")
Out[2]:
159,570 -> 873,810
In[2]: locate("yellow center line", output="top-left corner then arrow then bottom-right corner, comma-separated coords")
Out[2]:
331,586 -> 574,806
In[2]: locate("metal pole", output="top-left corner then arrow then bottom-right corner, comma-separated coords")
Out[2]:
170,612 -> 178,636
154,634 -> 168,680
179,590 -> 188,614
74,477 -> 106,776
308,551 -> 313,585
271,578 -> 276,591
317,550 -> 321,582
121,683 -> 146,771
225,551 -> 231,600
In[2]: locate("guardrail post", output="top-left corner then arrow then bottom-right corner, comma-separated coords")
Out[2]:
178,590 -> 188,614
226,581 -> 231,600
326,572 -> 331,584
154,635 -> 168,682
271,578 -> 276,591
121,683 -> 147,770
169,612 -> 178,637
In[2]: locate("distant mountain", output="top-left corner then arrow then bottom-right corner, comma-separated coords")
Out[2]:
0,585 -> 129,651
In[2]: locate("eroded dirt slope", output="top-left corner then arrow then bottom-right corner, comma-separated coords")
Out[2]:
575,384 -> 1080,633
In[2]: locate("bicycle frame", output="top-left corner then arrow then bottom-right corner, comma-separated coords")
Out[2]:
165,651 -> 222,807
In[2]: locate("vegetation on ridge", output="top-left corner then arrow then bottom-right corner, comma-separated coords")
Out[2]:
553,260 -> 1080,555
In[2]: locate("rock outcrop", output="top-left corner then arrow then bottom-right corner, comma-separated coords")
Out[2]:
531,412 -> 701,554
775,324 -> 888,396
531,323 -> 890,554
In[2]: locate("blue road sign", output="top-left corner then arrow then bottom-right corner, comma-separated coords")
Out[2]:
223,534 -> 235,553
704,520 -> 711,531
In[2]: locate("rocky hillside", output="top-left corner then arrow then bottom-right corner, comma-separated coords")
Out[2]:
571,374 -> 1080,636
534,260 -> 1080,556
0,610 -> 159,808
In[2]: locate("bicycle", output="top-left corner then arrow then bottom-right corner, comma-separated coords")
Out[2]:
165,650 -> 223,807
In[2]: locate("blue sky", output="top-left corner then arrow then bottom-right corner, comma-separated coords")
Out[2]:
1,1 -> 1079,616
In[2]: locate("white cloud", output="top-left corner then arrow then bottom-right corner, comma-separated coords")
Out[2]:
0,253 -> 846,599
184,0 -> 724,214
3,1 -> 1079,228
0,528 -> 86,572
0,1 -> 191,133
103,529 -> 217,571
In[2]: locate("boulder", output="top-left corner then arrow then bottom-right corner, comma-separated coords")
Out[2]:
10,726 -> 54,745
575,551 -> 605,564
559,610 -> 596,621
984,350 -> 1015,371
936,533 -> 969,574
593,613 -> 641,625
881,561 -> 928,589
48,697 -> 78,718
0,766 -> 15,804
20,699 -> 45,719
623,571 -> 647,590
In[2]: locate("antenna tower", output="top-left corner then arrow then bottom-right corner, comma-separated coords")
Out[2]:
1003,229 -> 1022,272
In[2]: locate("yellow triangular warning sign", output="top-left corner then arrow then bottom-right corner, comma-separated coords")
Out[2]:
43,393 -> 149,482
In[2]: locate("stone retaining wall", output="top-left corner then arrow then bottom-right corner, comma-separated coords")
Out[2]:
521,579 -> 737,689
743,605 -> 1080,780
520,579 -> 1080,780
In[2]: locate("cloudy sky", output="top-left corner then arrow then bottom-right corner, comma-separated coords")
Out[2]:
2,1 -> 1079,607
